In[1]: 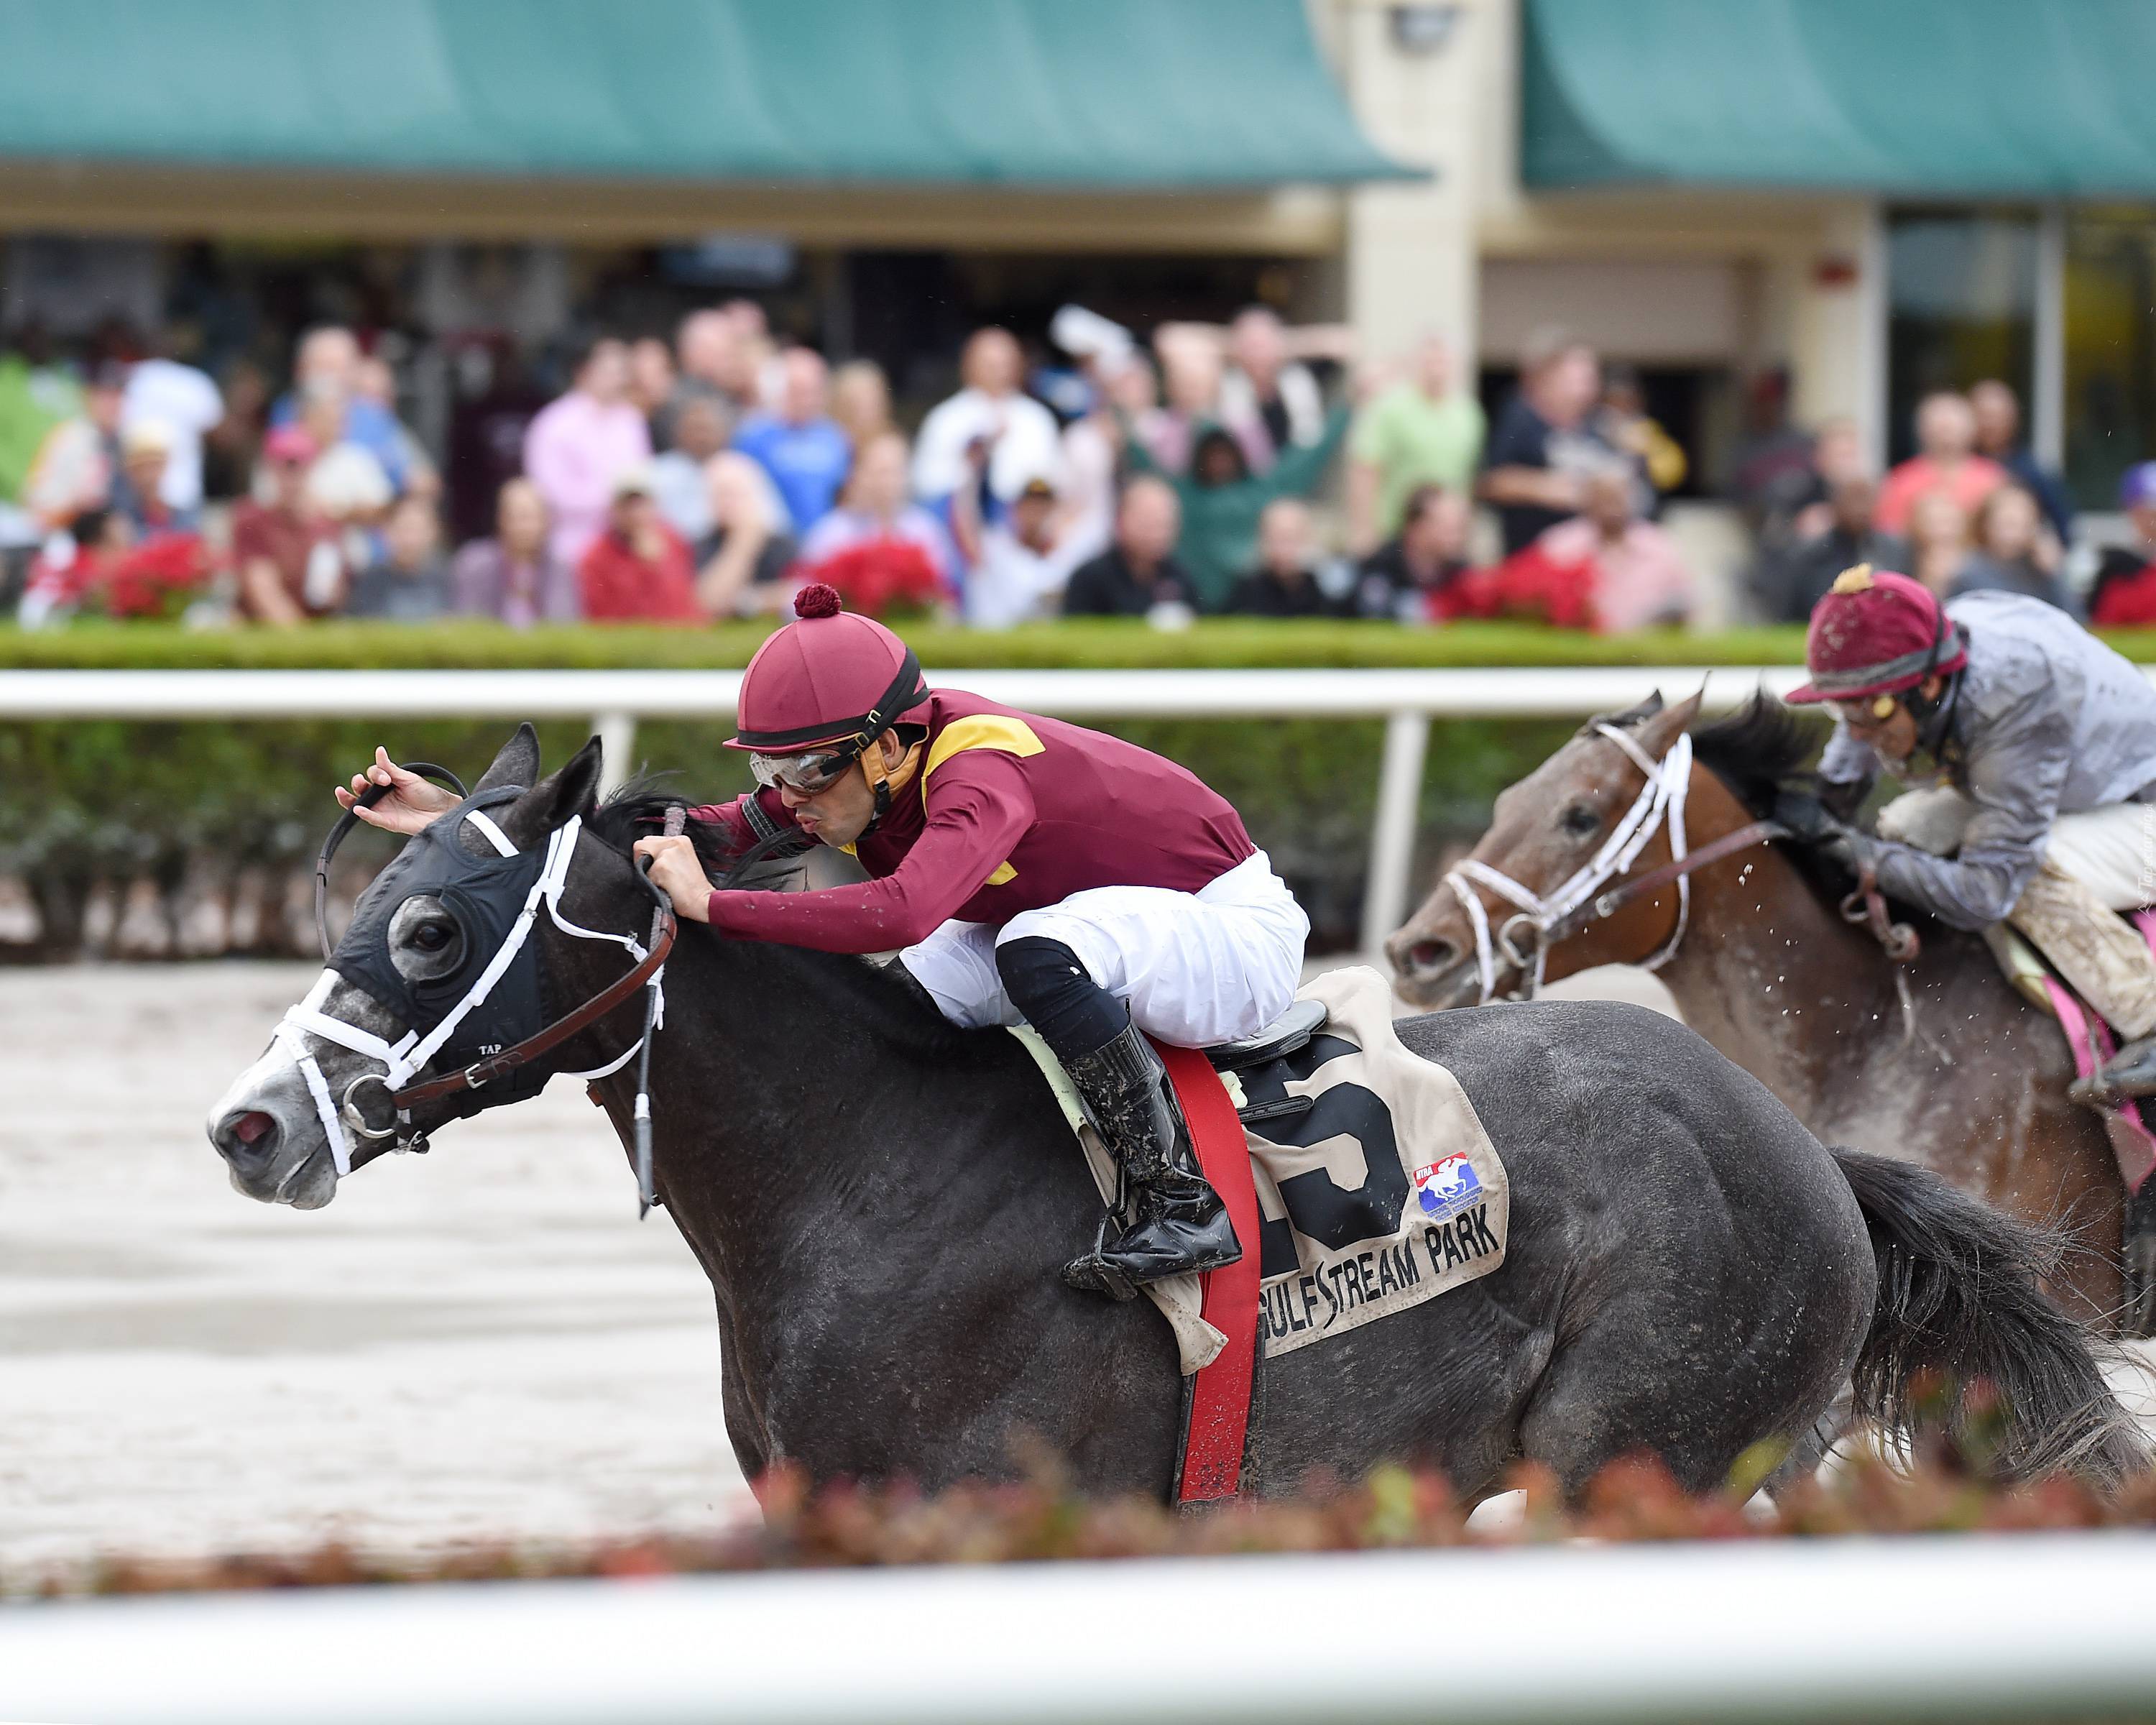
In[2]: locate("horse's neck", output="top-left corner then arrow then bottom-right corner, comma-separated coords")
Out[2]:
560,920 -> 1031,1306
1652,775 -> 1909,1119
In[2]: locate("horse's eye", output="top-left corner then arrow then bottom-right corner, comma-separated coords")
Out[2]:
1560,802 -> 1602,837
412,921 -> 456,953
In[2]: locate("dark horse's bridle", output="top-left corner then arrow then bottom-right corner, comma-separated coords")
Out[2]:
298,767 -> 679,1211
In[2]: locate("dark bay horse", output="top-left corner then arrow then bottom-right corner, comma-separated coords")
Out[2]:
208,727 -> 2145,1497
1388,691 -> 2136,1327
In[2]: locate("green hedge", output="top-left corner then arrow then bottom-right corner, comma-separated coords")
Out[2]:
9,617 -> 2154,671
0,617 -> 1828,669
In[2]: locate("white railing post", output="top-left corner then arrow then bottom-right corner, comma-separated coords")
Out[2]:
591,710 -> 639,795
1360,708 -> 1430,960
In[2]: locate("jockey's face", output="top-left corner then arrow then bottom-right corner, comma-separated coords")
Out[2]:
1836,674 -> 1940,764
775,732 -> 908,847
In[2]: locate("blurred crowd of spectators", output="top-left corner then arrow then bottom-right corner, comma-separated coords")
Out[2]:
1741,377 -> 2156,630
4,300 -> 2152,636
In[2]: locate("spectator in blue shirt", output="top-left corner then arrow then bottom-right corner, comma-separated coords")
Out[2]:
267,326 -> 413,494
730,347 -> 852,535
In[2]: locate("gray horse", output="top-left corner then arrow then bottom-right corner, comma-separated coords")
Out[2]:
208,727 -> 2147,1499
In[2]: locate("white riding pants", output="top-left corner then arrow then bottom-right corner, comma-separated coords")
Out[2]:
899,850 -> 1310,1047
1878,788 -> 2156,1036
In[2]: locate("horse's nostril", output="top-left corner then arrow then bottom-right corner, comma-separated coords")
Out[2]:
218,1108 -> 280,1164
1409,940 -> 1454,974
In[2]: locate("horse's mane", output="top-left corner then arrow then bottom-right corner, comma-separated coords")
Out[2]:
582,777 -> 993,1066
1687,692 -> 1951,935
1689,692 -> 1820,822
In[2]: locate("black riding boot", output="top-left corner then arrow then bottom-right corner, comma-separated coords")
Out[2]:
995,937 -> 1242,1301
1060,1020 -> 1243,1300
2124,1176 -> 2156,1339
2090,1031 -> 2156,1100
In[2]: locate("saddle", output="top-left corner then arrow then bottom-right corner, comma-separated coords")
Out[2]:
1203,1000 -> 1327,1082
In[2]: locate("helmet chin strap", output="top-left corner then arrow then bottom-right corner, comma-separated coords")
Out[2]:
855,737 -> 923,834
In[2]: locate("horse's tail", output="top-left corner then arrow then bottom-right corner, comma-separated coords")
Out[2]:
1830,1147 -> 2149,1489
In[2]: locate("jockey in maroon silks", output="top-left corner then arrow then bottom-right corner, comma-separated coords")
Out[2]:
628,584 -> 1309,1294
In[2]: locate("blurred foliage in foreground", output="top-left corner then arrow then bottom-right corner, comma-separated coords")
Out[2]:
21,1443 -> 2156,1598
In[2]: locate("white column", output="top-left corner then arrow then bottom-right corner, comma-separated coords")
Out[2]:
1332,0 -> 1491,368
591,710 -> 638,796
1790,198 -> 1888,466
2033,202 -> 2067,472
1360,709 -> 1432,959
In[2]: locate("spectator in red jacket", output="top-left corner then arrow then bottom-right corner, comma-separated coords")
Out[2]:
576,465 -> 700,622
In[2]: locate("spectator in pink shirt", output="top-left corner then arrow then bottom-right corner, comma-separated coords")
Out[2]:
1537,469 -> 1695,632
520,336 -> 650,568
1872,392 -> 2007,537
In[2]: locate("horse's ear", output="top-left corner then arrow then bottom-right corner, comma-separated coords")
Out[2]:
1580,690 -> 1664,737
499,735 -> 604,850
473,722 -> 542,796
1636,688 -> 1706,755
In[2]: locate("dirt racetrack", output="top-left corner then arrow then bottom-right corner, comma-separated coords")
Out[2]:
1,962 -> 746,1568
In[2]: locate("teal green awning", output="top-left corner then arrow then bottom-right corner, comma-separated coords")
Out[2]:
0,0 -> 1411,189
1524,0 -> 2156,197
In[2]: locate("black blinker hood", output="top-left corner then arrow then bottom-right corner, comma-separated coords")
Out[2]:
330,785 -> 555,1110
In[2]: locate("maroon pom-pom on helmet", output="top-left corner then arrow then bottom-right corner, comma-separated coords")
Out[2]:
1786,565 -> 1968,705
727,585 -> 929,753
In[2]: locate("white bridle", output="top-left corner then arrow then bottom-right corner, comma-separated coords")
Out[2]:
269,810 -> 663,1176
1442,725 -> 1692,1004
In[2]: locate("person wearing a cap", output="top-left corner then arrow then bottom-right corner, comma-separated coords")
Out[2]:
2091,462 -> 2156,628
1789,566 -> 2156,1253
344,586 -> 1304,1294
576,464 -> 699,622
112,418 -> 195,537
956,472 -> 1084,628
659,586 -> 1305,1292
232,425 -> 348,623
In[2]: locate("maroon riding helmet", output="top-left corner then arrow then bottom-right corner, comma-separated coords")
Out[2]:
727,584 -> 930,806
1786,565 -> 1968,709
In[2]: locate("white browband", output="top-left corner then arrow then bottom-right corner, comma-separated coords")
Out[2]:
272,812 -> 663,1174
1443,725 -> 1692,1005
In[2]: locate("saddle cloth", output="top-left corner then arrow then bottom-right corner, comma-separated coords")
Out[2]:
1993,912 -> 2156,1193
1013,965 -> 1511,1374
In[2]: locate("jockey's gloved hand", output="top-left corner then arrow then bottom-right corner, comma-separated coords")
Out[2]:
1815,820 -> 1881,881
1772,790 -> 1844,846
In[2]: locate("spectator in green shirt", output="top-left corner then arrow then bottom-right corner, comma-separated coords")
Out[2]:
1125,412 -> 1351,612
1346,334 -> 1484,554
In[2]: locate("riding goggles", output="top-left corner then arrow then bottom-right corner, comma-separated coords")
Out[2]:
748,745 -> 859,794
1828,693 -> 1903,726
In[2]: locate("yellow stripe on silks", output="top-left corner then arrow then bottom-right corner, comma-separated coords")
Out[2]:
926,718 -> 1040,888
923,714 -> 1045,779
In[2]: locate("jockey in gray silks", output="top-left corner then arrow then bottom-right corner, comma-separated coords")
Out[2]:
1789,566 -> 2156,1246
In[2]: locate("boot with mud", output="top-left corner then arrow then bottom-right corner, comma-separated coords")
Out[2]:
1060,1019 -> 1242,1300
2124,1175 -> 2156,1338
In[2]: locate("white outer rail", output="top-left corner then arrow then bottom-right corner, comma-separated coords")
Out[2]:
0,665 -> 1811,954
3,1534 -> 2153,1724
